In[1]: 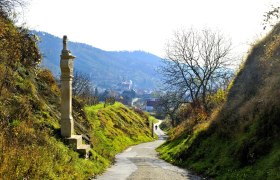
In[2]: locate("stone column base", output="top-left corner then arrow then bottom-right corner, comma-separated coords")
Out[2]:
67,135 -> 91,158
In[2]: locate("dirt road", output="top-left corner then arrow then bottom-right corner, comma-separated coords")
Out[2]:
96,120 -> 201,180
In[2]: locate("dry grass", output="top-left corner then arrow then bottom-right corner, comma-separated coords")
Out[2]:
0,12 -> 157,179
158,22 -> 280,179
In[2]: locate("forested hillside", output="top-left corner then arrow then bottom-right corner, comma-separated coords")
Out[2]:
35,31 -> 163,89
0,11 -> 154,179
158,23 -> 280,179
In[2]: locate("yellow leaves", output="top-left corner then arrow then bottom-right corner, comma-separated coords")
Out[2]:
196,108 -> 208,122
0,22 -> 9,36
207,88 -> 227,106
37,69 -> 55,85
37,69 -> 60,95
0,15 -> 41,68
264,35 -> 280,60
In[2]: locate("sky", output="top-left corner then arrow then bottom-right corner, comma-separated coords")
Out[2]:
21,0 -> 279,59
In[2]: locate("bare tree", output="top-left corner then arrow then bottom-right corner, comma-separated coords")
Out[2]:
0,0 -> 27,17
72,71 -> 99,105
263,5 -> 280,30
161,28 -> 232,111
72,71 -> 91,97
154,92 -> 183,127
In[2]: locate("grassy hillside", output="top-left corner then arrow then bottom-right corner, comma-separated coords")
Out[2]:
0,13 -> 154,179
157,23 -> 280,179
35,31 -> 163,90
85,102 -> 154,162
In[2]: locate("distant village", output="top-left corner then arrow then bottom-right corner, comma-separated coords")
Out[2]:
97,80 -> 159,112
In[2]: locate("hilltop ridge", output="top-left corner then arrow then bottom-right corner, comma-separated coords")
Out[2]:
35,31 -> 163,90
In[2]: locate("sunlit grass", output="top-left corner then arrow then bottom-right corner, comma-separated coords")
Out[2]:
157,22 -> 280,179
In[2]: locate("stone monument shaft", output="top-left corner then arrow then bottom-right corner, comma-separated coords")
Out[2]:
60,35 -> 76,137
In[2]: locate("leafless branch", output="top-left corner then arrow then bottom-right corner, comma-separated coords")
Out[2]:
0,0 -> 27,17
161,28 -> 233,111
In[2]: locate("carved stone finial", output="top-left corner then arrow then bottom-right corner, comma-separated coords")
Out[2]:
61,35 -> 75,59
63,35 -> 68,50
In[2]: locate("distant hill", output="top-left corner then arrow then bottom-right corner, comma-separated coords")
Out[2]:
35,31 -> 163,90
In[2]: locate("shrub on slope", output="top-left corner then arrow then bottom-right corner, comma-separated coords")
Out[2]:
0,14 -> 153,179
158,23 -> 280,179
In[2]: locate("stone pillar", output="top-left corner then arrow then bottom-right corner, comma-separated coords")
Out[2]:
60,35 -> 76,137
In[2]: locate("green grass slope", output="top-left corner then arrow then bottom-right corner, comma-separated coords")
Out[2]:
85,102 -> 154,163
0,13 -> 153,179
158,23 -> 280,179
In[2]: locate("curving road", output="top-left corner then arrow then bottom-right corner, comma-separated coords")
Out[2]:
96,120 -> 201,180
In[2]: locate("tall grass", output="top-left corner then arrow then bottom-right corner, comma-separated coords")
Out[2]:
157,22 -> 280,179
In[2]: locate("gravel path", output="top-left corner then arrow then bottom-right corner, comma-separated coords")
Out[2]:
96,120 -> 201,180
